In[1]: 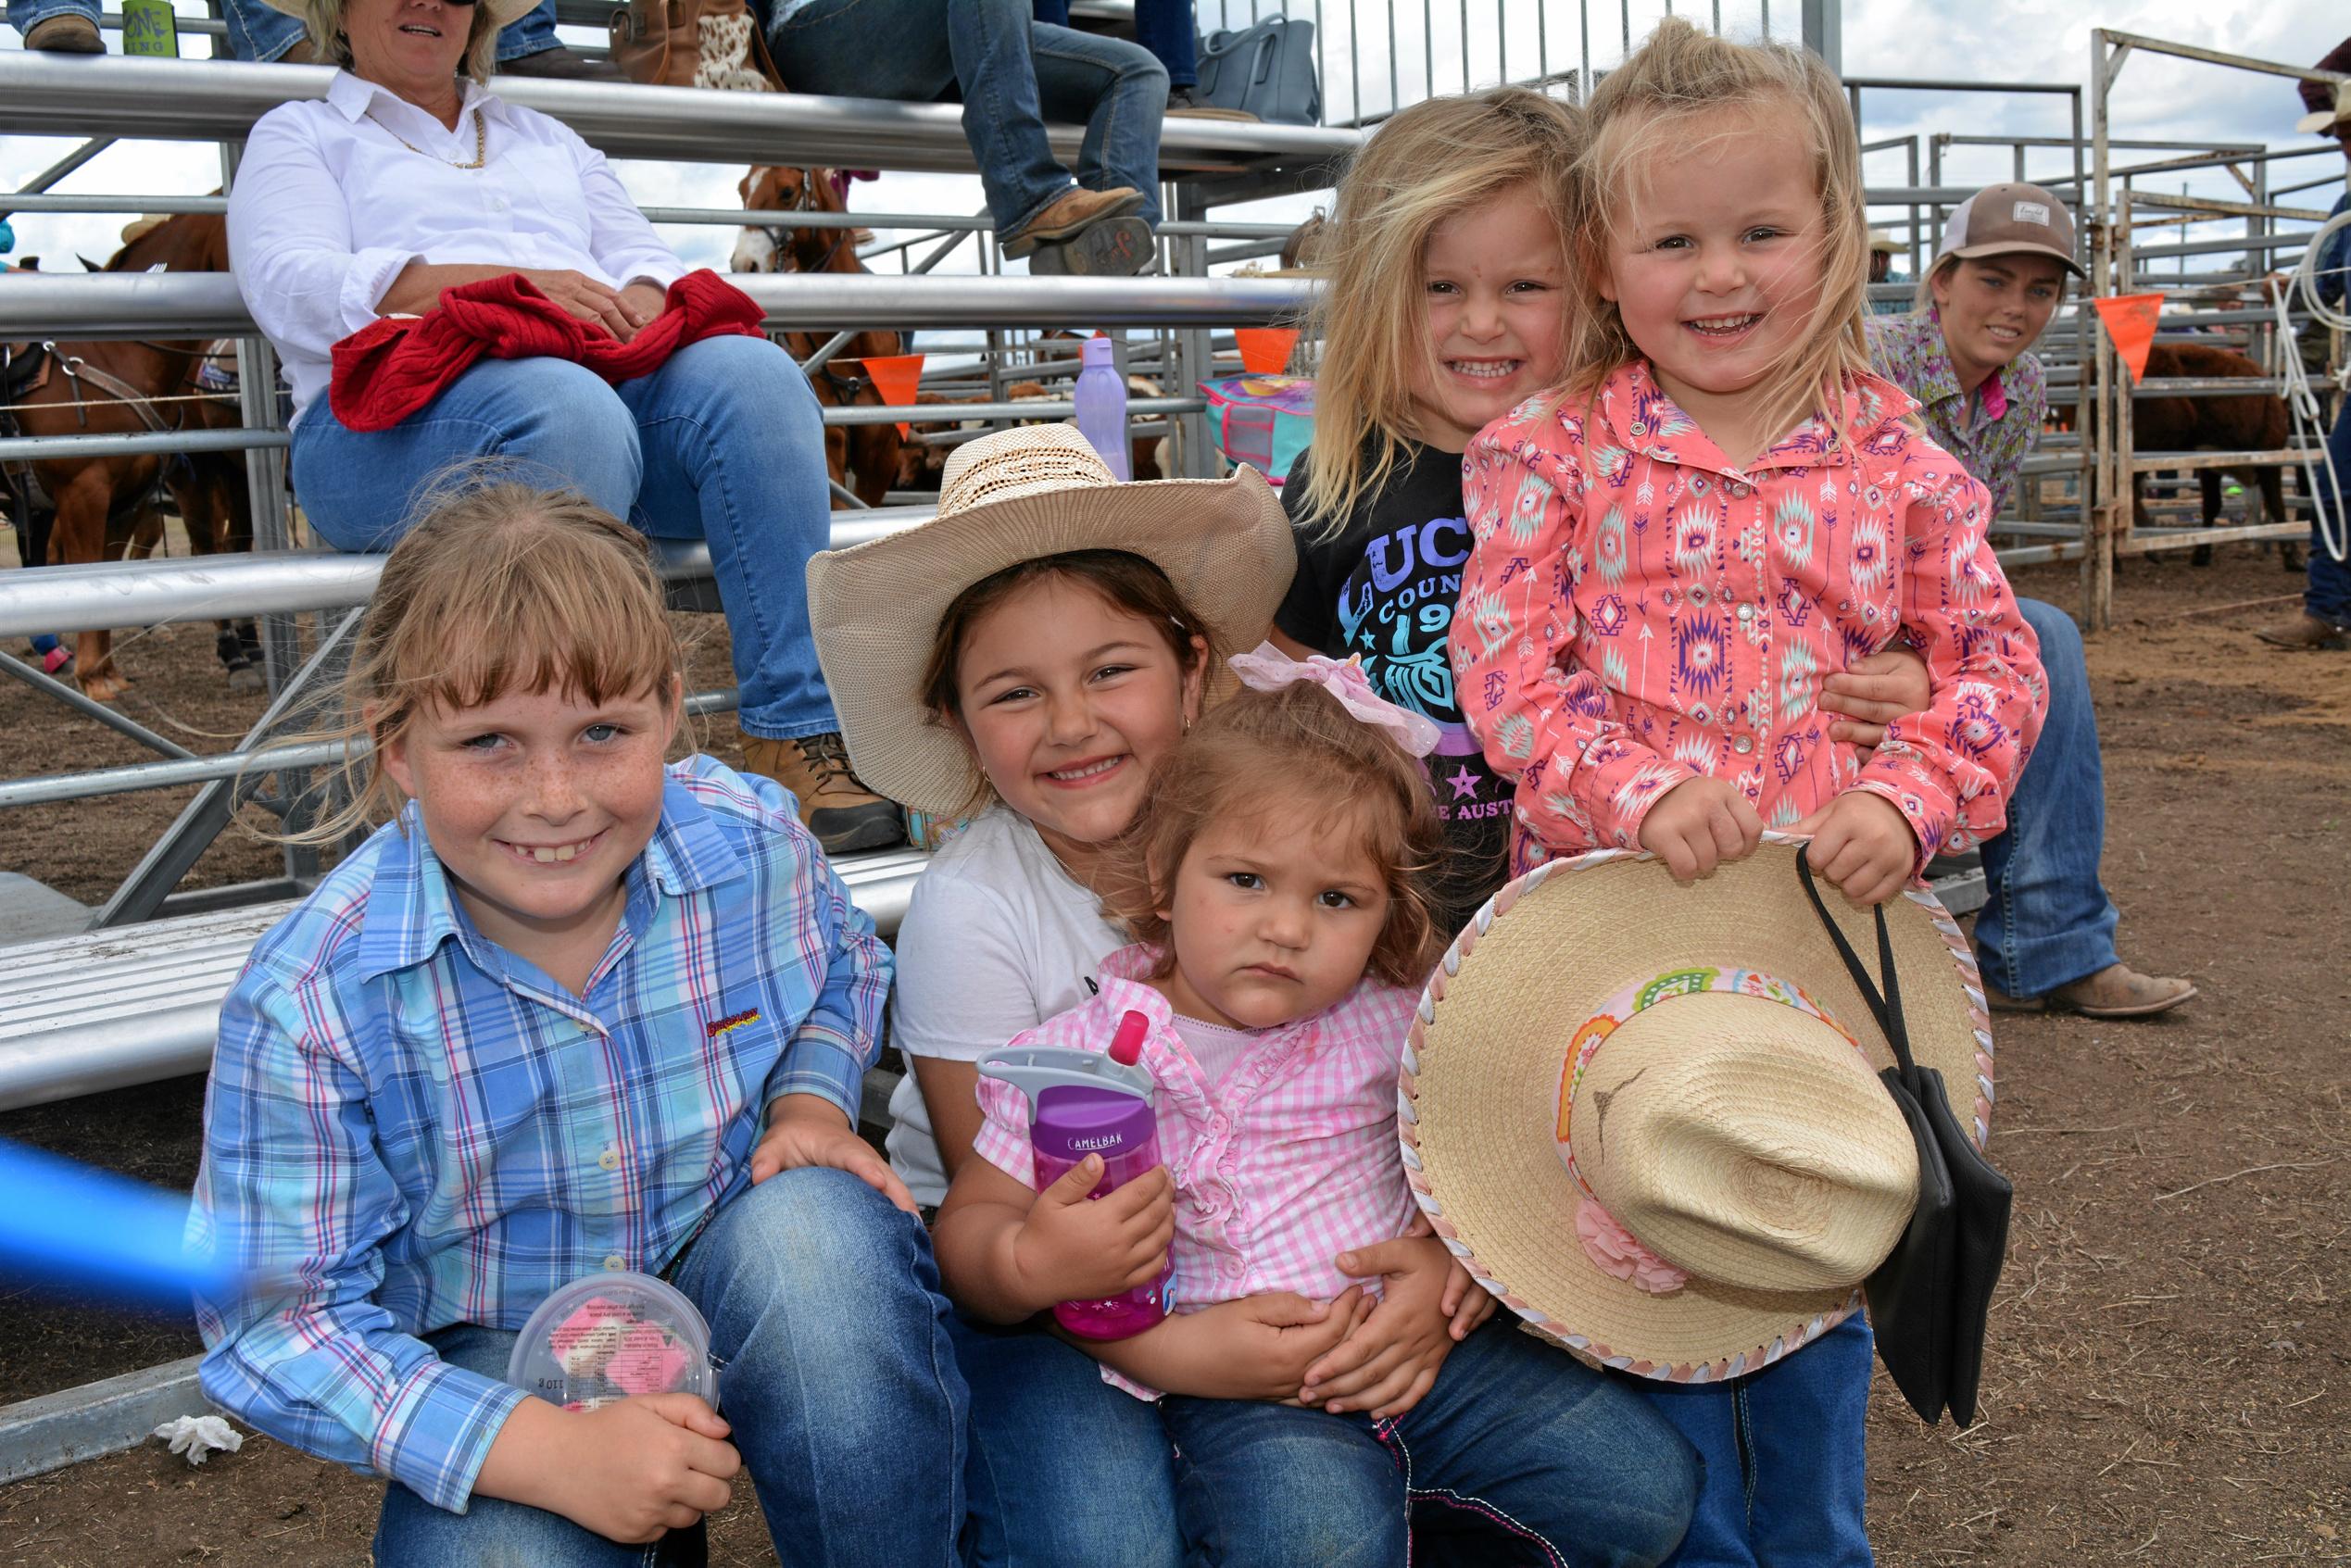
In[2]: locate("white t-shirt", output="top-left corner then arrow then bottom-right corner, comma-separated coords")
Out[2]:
886,807 -> 1125,1206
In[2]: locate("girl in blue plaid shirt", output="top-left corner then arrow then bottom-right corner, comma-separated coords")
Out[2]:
191,483 -> 966,1567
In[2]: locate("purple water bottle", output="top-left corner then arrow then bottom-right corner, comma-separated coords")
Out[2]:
1072,334 -> 1133,481
978,1011 -> 1172,1340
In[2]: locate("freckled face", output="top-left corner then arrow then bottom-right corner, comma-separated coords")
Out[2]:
378,680 -> 678,972
1930,255 -> 2067,384
1152,807 -> 1389,1031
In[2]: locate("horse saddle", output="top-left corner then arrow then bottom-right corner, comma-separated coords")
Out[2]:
1,339 -> 51,405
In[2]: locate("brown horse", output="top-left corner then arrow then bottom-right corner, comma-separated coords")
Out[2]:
2,213 -> 259,699
732,166 -> 905,508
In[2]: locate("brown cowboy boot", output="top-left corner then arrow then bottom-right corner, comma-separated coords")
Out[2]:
2255,612 -> 2348,650
25,12 -> 105,51
1983,962 -> 2198,1020
999,185 -> 1145,258
739,730 -> 905,856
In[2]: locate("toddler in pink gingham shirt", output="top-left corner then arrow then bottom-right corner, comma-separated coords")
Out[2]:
933,649 -> 1704,1564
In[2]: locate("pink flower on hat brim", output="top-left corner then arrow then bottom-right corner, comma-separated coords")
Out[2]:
1227,642 -> 1442,757
1576,1199 -> 1690,1296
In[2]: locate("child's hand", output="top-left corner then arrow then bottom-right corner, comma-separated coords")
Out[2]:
1820,647 -> 1932,756
1163,1288 -> 1374,1403
1638,775 -> 1765,884
1791,792 -> 1921,907
1300,1236 -> 1490,1419
750,1093 -> 916,1214
522,1394 -> 740,1544
1011,1157 -> 1176,1306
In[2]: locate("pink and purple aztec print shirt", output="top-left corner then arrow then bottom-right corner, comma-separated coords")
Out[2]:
1449,360 -> 2047,878
974,945 -> 1421,1399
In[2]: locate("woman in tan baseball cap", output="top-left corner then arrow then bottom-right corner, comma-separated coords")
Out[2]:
1859,184 -> 2198,1024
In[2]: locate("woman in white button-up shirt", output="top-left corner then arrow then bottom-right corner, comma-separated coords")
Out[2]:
229,0 -> 903,856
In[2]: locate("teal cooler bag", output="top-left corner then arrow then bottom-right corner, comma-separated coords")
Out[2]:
1198,374 -> 1315,491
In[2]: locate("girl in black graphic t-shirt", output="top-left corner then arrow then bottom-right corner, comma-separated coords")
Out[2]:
1268,88 -> 1580,936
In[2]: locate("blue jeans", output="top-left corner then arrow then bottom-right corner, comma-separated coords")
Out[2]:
2305,405 -> 2351,626
1158,1317 -> 1698,1568
374,1169 -> 969,1566
219,0 -> 558,61
946,1313 -> 1183,1568
1975,598 -> 2121,997
769,0 -> 1167,236
288,337 -> 837,740
1640,1315 -> 1874,1568
1031,0 -> 1196,86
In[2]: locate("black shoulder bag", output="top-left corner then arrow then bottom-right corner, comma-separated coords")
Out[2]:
1796,859 -> 2012,1427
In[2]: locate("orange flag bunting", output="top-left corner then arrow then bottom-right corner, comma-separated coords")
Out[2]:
858,353 -> 925,437
2091,294 -> 2163,383
1234,326 -> 1300,376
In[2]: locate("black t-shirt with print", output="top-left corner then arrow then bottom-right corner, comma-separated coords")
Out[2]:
1275,443 -> 1511,938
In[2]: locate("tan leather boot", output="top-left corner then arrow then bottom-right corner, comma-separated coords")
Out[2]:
2255,612 -> 2348,650
999,185 -> 1145,258
1983,962 -> 2198,1020
25,12 -> 105,51
738,731 -> 904,856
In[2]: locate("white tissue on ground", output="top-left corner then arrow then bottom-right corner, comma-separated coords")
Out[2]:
152,1413 -> 244,1466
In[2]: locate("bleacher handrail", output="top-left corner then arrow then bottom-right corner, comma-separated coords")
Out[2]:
0,52 -> 1360,175
0,271 -> 1315,340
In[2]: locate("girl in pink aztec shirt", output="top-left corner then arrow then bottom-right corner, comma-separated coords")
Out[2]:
932,655 -> 1699,1567
1448,20 -> 2044,1564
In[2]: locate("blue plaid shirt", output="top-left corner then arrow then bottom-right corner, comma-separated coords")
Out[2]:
190,757 -> 889,1512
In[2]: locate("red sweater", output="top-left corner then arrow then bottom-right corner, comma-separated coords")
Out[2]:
329,269 -> 764,433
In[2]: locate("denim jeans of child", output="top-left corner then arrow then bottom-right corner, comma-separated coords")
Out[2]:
1639,1314 -> 1874,1568
768,0 -> 1168,237
217,0 -> 559,61
946,1312 -> 1184,1568
1157,1317 -> 1699,1568
1974,597 -> 2122,997
289,336 -> 838,742
2302,406 -> 2351,627
372,1168 -> 970,1567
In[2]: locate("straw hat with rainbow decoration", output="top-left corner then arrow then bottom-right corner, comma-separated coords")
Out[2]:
1397,836 -> 1997,1382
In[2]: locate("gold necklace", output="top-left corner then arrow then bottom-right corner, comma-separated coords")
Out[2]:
367,106 -> 486,169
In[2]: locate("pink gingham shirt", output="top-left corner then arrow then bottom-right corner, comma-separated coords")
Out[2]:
973,945 -> 1421,1399
1451,360 -> 2047,878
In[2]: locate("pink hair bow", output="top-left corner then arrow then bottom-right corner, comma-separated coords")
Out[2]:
1227,642 -> 1443,759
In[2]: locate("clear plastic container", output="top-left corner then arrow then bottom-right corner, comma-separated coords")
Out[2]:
506,1272 -> 718,1413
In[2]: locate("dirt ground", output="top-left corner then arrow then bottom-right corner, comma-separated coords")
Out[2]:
2,550 -> 2346,1566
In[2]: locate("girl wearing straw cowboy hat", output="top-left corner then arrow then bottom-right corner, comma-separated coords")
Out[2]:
811,425 -> 1666,1563
1402,838 -> 2004,1565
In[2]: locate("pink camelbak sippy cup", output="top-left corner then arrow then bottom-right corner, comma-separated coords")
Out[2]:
978,1010 -> 1174,1340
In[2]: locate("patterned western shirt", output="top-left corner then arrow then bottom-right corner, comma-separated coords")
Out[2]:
190,757 -> 889,1512
973,945 -> 1422,1399
1865,309 -> 2048,517
1450,359 -> 2047,879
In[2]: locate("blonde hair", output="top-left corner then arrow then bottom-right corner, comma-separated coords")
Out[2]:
267,478 -> 684,845
306,0 -> 500,85
1565,18 -> 1870,450
1098,681 -> 1448,990
1292,86 -> 1582,532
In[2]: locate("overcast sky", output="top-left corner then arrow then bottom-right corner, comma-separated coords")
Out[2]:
3,0 -> 2342,282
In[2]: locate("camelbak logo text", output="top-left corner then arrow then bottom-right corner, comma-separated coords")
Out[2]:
1069,1134 -> 1123,1152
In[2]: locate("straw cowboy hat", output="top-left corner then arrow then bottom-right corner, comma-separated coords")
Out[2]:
1400,837 -> 1996,1382
807,424 -> 1293,816
259,0 -> 541,29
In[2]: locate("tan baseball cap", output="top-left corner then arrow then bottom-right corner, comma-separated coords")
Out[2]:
1935,182 -> 2085,280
